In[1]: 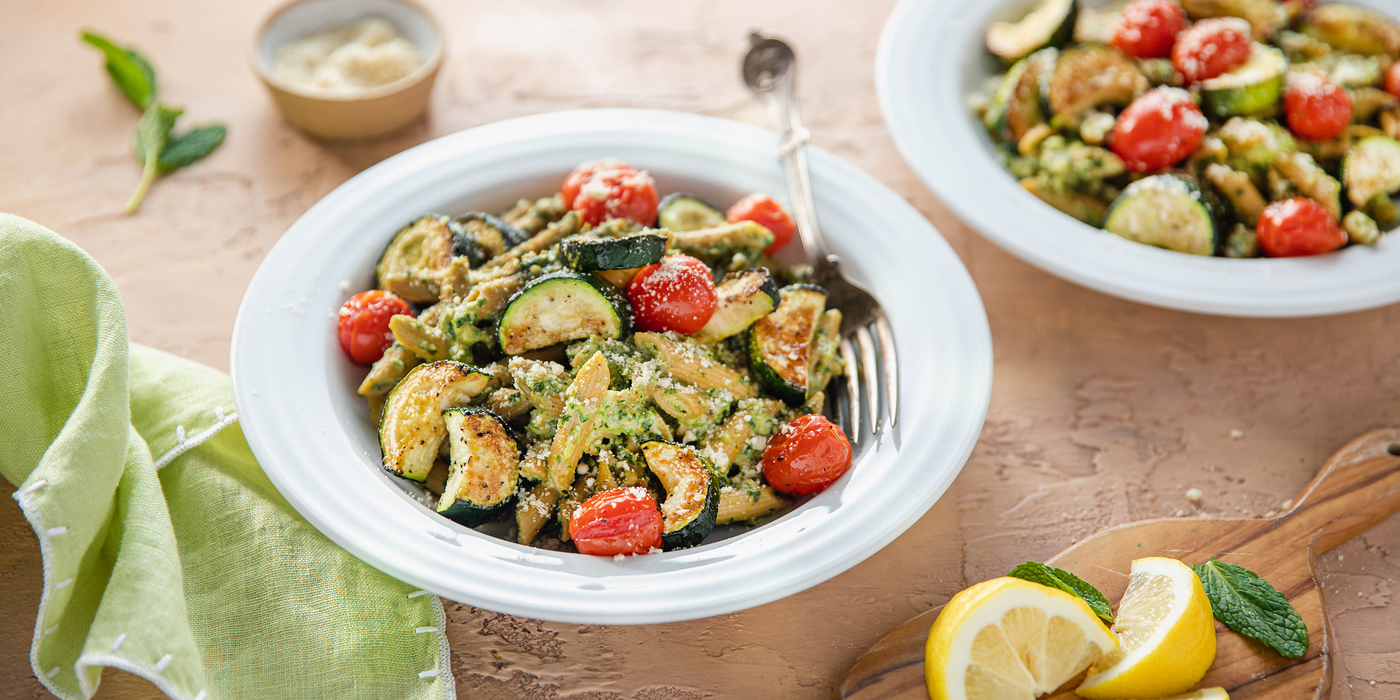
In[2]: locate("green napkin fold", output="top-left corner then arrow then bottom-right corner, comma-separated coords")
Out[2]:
1,213 -> 456,700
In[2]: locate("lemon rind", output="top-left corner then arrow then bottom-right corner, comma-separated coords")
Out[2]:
939,580 -> 1118,698
1078,557 -> 1198,691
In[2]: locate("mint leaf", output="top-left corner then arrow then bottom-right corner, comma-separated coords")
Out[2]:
159,125 -> 226,170
1193,559 -> 1309,658
80,31 -> 156,109
127,102 -> 183,213
1008,561 -> 1114,624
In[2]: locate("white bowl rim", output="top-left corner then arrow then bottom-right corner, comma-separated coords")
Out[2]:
876,0 -> 1400,318
230,108 -> 994,624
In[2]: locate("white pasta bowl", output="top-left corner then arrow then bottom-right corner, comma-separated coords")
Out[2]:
230,110 -> 992,624
877,0 -> 1400,317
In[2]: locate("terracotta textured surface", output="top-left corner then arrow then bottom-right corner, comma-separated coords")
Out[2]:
2,0 -> 1399,698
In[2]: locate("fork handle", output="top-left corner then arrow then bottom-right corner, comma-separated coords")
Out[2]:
756,84 -> 835,266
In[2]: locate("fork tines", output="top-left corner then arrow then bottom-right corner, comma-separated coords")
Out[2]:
833,310 -> 898,446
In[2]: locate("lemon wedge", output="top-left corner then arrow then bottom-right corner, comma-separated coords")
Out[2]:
926,577 -> 1118,700
1076,557 -> 1217,699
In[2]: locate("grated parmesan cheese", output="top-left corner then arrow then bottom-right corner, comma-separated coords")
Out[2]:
271,18 -> 423,96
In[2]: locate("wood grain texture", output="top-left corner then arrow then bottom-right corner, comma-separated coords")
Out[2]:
839,431 -> 1400,700
2,0 -> 1400,698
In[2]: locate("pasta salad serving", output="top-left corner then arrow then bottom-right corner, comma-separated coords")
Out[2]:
973,0 -> 1400,258
336,159 -> 852,556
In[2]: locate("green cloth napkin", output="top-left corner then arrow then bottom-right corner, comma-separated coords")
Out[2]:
0,213 -> 457,700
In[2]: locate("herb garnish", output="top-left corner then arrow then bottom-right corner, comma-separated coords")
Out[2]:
1192,558 -> 1309,658
1008,561 -> 1114,624
81,30 -> 227,213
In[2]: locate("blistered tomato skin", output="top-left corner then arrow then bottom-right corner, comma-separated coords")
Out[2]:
726,193 -> 796,254
626,254 -> 718,334
1112,0 -> 1187,59
762,415 -> 853,496
1171,17 -> 1252,83
1110,87 -> 1208,172
1256,198 -> 1347,257
1284,72 -> 1353,141
561,159 -> 659,227
569,487 -> 664,556
338,290 -> 411,365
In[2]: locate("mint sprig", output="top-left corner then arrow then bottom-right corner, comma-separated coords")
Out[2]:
1008,561 -> 1114,624
81,30 -> 227,213
1193,559 -> 1309,659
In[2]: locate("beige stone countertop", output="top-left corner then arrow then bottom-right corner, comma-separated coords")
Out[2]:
2,0 -> 1398,698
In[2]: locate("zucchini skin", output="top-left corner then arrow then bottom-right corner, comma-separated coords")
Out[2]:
1103,175 -> 1220,256
657,193 -> 727,232
437,407 -> 521,527
561,232 -> 668,271
497,271 -> 632,355
379,361 -> 492,482
1199,44 -> 1285,119
695,267 -> 781,343
641,441 -> 720,551
748,284 -> 828,406
1342,135 -> 1400,208
986,0 -> 1078,64
663,479 -> 719,551
449,213 -> 531,266
436,491 -> 514,528
374,214 -> 458,303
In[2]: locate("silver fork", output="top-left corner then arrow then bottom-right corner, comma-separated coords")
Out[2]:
742,32 -> 899,445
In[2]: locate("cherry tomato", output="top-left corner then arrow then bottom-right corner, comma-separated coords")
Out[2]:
762,415 -> 853,496
560,159 -> 659,227
337,290 -> 411,365
1110,87 -> 1208,172
726,193 -> 796,254
1171,17 -> 1252,83
1284,72 -> 1354,141
626,254 -> 717,334
569,487 -> 664,556
1386,61 -> 1400,99
1113,0 -> 1187,59
1255,198 -> 1346,257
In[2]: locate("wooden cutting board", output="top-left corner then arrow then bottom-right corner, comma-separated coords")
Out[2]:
838,429 -> 1400,700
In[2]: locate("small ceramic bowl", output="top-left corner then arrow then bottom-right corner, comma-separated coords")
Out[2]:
251,0 -> 444,141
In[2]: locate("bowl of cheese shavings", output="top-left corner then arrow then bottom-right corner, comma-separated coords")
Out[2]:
251,0 -> 444,140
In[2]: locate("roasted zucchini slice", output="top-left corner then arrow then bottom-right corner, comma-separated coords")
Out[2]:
449,213 -> 530,266
641,441 -> 719,550
497,272 -> 631,355
1048,44 -> 1148,127
1200,43 -> 1286,119
985,0 -> 1077,63
749,284 -> 828,405
657,193 -> 727,232
561,232 -> 668,271
436,408 -> 521,527
695,267 -> 781,343
669,221 -> 775,263
1182,0 -> 1287,41
374,215 -> 465,303
1342,135 -> 1400,208
985,48 -> 1058,145
1104,175 -> 1219,256
1300,3 -> 1400,57
380,361 -> 493,482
